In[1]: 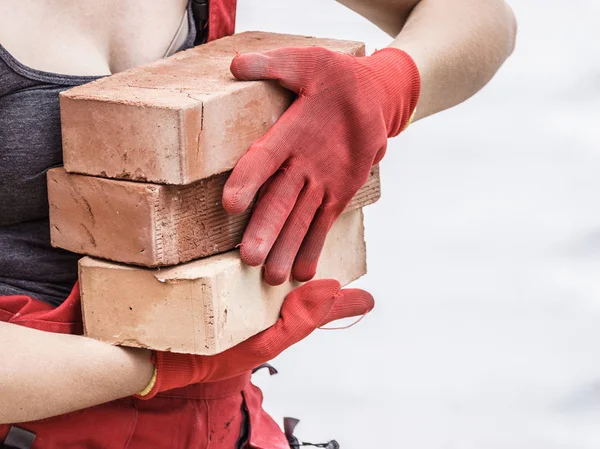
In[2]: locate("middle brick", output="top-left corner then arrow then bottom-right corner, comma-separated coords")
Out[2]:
48,165 -> 381,267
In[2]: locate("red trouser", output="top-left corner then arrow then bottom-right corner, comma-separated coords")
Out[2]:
0,285 -> 289,449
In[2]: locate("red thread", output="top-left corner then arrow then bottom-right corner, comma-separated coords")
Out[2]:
318,313 -> 367,331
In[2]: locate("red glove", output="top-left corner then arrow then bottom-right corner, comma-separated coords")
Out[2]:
222,46 -> 420,285
137,279 -> 374,399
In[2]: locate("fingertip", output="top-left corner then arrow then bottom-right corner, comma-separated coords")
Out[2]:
239,240 -> 269,267
222,183 -> 254,215
229,53 -> 245,80
263,265 -> 289,286
223,143 -> 284,215
320,288 -> 375,325
341,288 -> 375,313
263,243 -> 298,287
291,260 -> 318,283
230,52 -> 268,81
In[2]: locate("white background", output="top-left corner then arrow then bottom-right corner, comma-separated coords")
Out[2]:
237,1 -> 600,448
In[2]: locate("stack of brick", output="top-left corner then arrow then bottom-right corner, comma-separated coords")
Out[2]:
48,32 -> 381,355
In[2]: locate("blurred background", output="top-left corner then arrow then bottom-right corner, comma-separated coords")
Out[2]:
238,1 -> 600,448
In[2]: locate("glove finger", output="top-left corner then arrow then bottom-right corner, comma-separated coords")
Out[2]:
209,282 -> 373,377
222,145 -> 287,215
230,48 -> 315,94
263,185 -> 323,285
222,101 -> 303,214
239,167 -> 305,266
321,288 -> 375,326
291,208 -> 339,282
234,279 -> 341,359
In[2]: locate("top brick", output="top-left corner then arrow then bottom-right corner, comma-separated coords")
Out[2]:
60,32 -> 365,185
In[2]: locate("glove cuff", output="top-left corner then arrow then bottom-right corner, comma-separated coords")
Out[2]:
135,351 -> 204,400
360,47 -> 421,137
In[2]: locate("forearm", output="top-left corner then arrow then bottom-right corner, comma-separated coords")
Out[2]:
339,0 -> 517,120
392,0 -> 516,120
0,322 -> 153,424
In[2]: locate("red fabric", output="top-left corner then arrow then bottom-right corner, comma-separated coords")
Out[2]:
2,283 -> 82,334
243,384 -> 290,449
222,47 -> 421,285
207,0 -> 237,42
0,286 -> 289,448
142,280 -> 374,398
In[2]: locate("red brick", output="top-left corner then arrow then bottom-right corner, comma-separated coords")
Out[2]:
60,32 -> 365,184
48,166 -> 380,266
79,209 -> 366,355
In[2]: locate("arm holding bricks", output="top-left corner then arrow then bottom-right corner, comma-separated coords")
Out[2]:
55,34 -> 377,357
220,0 -> 516,284
0,0 -> 516,443
0,280 -> 372,423
5,0 -> 515,427
0,322 -> 153,424
338,0 -> 517,120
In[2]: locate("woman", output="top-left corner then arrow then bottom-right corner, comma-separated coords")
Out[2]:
0,0 -> 515,447
0,2 -> 372,447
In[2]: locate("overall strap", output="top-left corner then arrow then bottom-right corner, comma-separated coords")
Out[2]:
191,0 -> 209,45
191,0 -> 237,44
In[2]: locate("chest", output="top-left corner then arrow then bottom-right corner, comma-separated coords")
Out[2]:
0,0 -> 189,76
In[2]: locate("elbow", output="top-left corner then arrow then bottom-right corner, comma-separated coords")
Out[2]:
501,1 -> 518,57
487,0 -> 517,68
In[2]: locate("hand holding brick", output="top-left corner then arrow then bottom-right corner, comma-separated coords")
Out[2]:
139,279 -> 374,399
223,47 -> 420,285
60,32 -> 365,184
54,32 -> 378,355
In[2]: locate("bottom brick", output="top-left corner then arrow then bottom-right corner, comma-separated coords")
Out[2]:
79,209 -> 367,355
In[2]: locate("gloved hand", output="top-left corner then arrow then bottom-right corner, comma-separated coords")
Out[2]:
137,279 -> 374,399
222,46 -> 420,285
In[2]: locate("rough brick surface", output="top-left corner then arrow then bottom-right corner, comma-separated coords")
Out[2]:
60,32 -> 365,184
79,209 -> 366,355
48,166 -> 380,266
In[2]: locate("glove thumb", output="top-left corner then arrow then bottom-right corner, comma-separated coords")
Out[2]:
230,48 -> 312,94
321,288 -> 374,326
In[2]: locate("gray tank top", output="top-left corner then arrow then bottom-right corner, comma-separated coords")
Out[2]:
0,5 -> 197,306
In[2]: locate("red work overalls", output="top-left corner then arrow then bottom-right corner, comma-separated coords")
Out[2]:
1,1 -> 290,447
0,283 -> 290,448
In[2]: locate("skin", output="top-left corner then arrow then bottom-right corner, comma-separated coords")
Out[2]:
338,0 -> 517,120
0,322 -> 153,424
0,0 -> 516,424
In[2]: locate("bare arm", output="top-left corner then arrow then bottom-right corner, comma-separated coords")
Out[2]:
337,0 -> 517,120
0,322 -> 153,424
